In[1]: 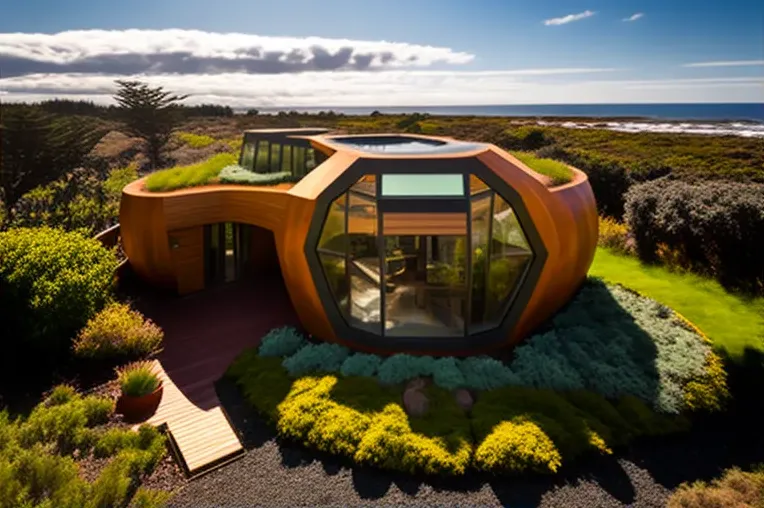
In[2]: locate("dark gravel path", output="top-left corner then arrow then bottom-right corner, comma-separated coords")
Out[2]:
168,351 -> 764,508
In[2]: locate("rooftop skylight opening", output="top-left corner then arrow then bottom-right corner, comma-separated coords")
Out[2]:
381,174 -> 465,197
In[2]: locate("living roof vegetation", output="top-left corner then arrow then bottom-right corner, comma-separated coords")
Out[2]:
145,153 -> 237,192
512,151 -> 575,186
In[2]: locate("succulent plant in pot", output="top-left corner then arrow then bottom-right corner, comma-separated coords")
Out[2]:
116,360 -> 163,421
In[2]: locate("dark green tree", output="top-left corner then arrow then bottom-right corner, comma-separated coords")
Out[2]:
112,80 -> 189,169
0,105 -> 104,218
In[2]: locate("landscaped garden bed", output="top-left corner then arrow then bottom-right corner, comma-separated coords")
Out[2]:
0,384 -> 182,507
226,278 -> 727,477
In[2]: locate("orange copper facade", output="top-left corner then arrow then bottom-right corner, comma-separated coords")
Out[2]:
120,132 -> 598,354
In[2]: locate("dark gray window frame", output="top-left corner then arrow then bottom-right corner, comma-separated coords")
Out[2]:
303,156 -> 549,354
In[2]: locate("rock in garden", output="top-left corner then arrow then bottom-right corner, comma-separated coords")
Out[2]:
454,389 -> 474,411
403,388 -> 429,417
406,377 -> 427,392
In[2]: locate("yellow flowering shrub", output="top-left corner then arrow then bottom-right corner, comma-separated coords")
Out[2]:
683,352 -> 729,412
474,418 -> 562,474
355,403 -> 472,475
73,303 -> 163,359
227,346 -> 697,477
598,216 -> 632,254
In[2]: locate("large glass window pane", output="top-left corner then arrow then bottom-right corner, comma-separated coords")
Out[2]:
306,148 -> 318,173
254,140 -> 270,172
320,253 -> 349,320
347,192 -> 381,334
492,196 -> 531,251
384,233 -> 467,337
381,174 -> 464,197
281,145 -> 293,173
292,147 -> 306,176
484,195 -> 533,324
240,141 -> 255,170
469,174 -> 489,196
318,193 -> 347,253
351,174 -> 376,197
469,195 -> 491,330
269,143 -> 282,172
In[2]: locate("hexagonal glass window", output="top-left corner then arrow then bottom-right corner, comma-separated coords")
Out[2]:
315,174 -> 534,338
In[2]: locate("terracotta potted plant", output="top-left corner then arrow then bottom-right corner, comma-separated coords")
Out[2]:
116,361 -> 163,421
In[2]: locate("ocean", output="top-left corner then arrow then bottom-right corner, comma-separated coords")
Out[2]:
254,103 -> 764,123
250,103 -> 764,137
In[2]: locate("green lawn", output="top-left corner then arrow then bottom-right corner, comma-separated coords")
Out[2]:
589,248 -> 764,358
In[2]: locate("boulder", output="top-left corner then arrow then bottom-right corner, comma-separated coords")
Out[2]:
403,388 -> 429,417
454,389 -> 474,412
406,377 -> 427,392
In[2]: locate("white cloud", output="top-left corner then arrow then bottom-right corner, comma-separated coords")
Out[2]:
544,10 -> 596,26
622,13 -> 644,22
1,71 -> 760,107
683,60 -> 764,68
0,29 -> 474,77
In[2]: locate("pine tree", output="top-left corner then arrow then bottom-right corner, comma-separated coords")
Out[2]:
113,80 -> 189,170
0,105 -> 104,218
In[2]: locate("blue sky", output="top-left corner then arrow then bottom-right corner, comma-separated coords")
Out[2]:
0,0 -> 762,106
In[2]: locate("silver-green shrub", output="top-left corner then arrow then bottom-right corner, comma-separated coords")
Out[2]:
258,326 -> 306,358
459,356 -> 520,391
282,343 -> 350,377
431,357 -> 466,390
340,353 -> 382,378
512,280 -> 712,413
377,354 -> 436,386
218,165 -> 299,185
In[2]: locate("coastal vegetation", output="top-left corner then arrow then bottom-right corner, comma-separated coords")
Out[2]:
1,90 -> 763,505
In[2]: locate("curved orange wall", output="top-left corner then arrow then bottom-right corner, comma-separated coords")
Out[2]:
120,145 -> 597,354
477,149 -> 598,347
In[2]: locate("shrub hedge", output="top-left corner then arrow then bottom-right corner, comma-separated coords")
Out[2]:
255,279 -> 727,414
624,179 -> 764,293
667,466 -> 764,508
73,302 -> 163,359
227,350 -> 689,476
0,386 -> 167,507
0,227 -> 118,353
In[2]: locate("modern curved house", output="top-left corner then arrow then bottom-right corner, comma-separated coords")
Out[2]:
120,128 -> 598,355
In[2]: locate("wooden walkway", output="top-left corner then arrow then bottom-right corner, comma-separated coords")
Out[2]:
129,275 -> 299,476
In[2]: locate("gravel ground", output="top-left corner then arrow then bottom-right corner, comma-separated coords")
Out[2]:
167,358 -> 764,508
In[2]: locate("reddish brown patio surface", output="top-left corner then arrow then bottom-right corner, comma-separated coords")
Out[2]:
130,274 -> 300,475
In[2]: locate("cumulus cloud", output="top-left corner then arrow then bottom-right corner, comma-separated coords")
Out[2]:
0,29 -> 474,77
623,13 -> 644,22
544,10 -> 596,26
682,60 -> 764,68
1,71 -> 760,107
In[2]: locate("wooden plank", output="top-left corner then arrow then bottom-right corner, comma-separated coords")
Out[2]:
383,212 -> 467,236
133,359 -> 243,476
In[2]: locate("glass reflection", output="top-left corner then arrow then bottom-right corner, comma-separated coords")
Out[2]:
316,174 -> 534,338
318,193 -> 347,252
240,141 -> 255,170
484,195 -> 532,324
469,195 -> 491,329
347,191 -> 381,334
384,234 -> 467,337
319,252 -> 349,320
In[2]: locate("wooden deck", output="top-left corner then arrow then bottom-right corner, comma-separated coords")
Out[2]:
129,274 -> 299,476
